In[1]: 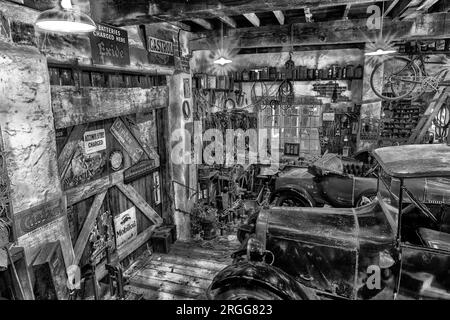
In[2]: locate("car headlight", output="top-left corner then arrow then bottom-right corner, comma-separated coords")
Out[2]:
246,237 -> 265,262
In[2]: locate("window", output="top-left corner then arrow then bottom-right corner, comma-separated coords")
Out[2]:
260,104 -> 321,156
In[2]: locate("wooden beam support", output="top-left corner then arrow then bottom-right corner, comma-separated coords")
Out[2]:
116,182 -> 163,225
191,18 -> 213,30
218,16 -> 237,28
243,13 -> 260,27
383,0 -> 400,16
304,7 -> 314,22
190,12 -> 450,51
73,191 -> 107,265
343,4 -> 351,20
51,86 -> 169,129
402,0 -> 440,20
389,0 -> 412,19
90,0 -> 386,26
117,225 -> 157,260
273,10 -> 285,25
65,169 -> 125,206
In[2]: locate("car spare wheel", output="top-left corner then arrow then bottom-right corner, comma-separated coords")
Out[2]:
274,192 -> 313,207
356,192 -> 377,207
212,285 -> 284,300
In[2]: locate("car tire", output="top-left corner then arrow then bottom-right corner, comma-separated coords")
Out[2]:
274,192 -> 313,207
355,192 -> 377,207
211,285 -> 284,300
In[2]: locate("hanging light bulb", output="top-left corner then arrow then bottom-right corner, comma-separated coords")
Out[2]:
213,21 -> 232,66
365,48 -> 397,56
213,57 -> 233,66
35,0 -> 96,34
364,2 -> 396,57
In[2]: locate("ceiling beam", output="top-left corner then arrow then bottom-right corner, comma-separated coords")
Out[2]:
190,12 -> 450,51
389,0 -> 412,19
273,10 -> 285,25
90,0 -> 391,26
191,18 -> 213,30
343,4 -> 351,20
243,13 -> 260,27
218,16 -> 237,28
383,0 -> 399,16
402,0 -> 440,20
304,7 -> 314,22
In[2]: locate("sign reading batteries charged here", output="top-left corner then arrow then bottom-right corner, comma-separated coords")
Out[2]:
84,129 -> 107,154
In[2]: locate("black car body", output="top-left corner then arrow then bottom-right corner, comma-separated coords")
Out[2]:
271,153 -> 379,208
208,144 -> 450,300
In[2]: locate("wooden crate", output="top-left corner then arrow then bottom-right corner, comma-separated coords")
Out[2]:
151,231 -> 172,254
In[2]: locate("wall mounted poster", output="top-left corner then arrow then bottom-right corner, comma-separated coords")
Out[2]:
145,25 -> 175,66
90,23 -> 130,66
83,129 -> 106,154
110,118 -> 144,164
114,207 -> 137,249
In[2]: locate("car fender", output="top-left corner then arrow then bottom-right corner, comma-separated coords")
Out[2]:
207,261 -> 318,300
270,185 -> 316,206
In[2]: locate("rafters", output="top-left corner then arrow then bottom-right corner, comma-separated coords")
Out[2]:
89,0 -> 393,26
273,10 -> 285,25
243,13 -> 260,27
304,7 -> 314,22
218,16 -> 237,28
191,18 -> 213,30
190,12 -> 450,50
343,4 -> 352,20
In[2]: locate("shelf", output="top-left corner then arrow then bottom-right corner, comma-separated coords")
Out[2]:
234,78 -> 360,83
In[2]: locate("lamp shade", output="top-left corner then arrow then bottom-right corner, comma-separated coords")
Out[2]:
35,7 -> 96,33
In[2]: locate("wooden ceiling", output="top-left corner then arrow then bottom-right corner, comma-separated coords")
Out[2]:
84,0 -> 449,31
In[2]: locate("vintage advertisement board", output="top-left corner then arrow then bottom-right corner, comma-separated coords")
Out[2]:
110,118 -> 144,164
83,129 -> 106,154
145,25 -> 175,66
114,207 -> 137,248
90,23 -> 130,66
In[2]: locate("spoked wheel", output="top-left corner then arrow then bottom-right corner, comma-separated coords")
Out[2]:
212,286 -> 283,300
274,192 -> 312,207
370,56 -> 420,101
356,193 -> 377,207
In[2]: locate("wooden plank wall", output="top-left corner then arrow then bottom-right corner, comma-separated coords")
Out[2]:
56,113 -> 164,269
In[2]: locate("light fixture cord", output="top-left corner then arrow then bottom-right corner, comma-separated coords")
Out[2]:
380,1 -> 385,39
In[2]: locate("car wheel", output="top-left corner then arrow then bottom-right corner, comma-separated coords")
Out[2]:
275,192 -> 312,207
212,285 -> 284,300
355,192 -> 377,207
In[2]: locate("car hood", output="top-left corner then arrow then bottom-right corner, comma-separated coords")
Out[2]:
267,200 -> 396,250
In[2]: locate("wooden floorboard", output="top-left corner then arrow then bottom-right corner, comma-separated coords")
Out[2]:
125,236 -> 239,300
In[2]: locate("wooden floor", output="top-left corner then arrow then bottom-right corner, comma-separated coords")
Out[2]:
124,236 -> 241,300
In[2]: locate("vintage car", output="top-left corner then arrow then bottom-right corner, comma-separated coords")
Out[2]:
207,144 -> 450,300
271,152 -> 379,208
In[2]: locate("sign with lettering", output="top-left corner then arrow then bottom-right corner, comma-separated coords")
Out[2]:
110,118 -> 144,164
14,198 -> 64,238
124,159 -> 156,184
84,129 -> 106,154
147,36 -> 174,56
145,25 -> 175,66
114,207 -> 137,248
90,23 -> 130,66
